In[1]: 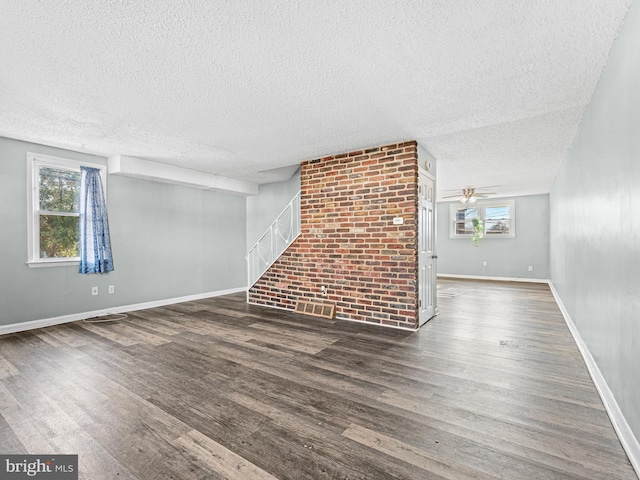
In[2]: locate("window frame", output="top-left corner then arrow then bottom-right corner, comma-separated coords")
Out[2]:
26,152 -> 107,268
449,199 -> 516,240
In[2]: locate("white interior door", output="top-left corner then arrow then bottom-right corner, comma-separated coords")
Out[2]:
418,171 -> 437,326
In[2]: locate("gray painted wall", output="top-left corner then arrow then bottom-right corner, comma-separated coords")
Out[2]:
550,0 -> 640,442
437,194 -> 550,279
246,168 -> 301,250
0,136 -> 247,327
418,143 -> 437,178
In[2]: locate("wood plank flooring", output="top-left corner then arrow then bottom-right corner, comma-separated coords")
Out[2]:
0,279 -> 637,479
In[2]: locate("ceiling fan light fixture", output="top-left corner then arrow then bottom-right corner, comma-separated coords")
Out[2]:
442,187 -> 497,203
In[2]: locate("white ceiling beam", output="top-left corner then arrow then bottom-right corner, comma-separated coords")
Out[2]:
108,155 -> 258,196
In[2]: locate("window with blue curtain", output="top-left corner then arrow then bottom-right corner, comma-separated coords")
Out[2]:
79,166 -> 114,274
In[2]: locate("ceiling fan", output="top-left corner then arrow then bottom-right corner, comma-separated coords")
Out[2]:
442,187 -> 496,204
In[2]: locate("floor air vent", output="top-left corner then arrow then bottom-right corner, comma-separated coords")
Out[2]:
295,300 -> 336,319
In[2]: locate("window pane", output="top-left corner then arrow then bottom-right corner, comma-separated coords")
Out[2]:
455,221 -> 475,235
484,205 -> 511,235
455,207 -> 477,221
485,219 -> 510,235
40,214 -> 79,258
485,206 -> 510,221
453,208 -> 478,235
39,167 -> 80,212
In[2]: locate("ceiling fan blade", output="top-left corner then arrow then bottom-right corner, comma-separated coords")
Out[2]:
474,192 -> 496,197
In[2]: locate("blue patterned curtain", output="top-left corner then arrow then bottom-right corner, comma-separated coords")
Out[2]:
79,166 -> 114,274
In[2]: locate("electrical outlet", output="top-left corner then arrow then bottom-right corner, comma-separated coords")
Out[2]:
108,285 -> 115,294
528,266 -> 533,272
321,285 -> 327,296
91,286 -> 98,296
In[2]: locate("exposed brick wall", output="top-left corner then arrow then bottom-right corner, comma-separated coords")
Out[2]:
248,141 -> 418,329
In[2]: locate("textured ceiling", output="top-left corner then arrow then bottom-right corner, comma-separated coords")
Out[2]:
0,1 -> 631,198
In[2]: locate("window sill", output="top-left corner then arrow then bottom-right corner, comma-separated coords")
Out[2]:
449,235 -> 516,240
484,234 -> 516,239
26,260 -> 80,269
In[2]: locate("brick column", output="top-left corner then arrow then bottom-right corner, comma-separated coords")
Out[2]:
248,141 -> 418,329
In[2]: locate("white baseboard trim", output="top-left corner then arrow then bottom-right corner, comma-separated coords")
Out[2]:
0,286 -> 248,336
548,281 -> 640,477
437,273 -> 549,284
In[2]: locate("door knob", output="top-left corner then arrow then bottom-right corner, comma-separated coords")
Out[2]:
431,255 -> 438,259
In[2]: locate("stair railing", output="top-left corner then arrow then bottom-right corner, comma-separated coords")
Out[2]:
247,191 -> 301,287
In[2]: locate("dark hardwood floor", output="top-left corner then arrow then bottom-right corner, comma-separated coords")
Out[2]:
0,279 -> 637,479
